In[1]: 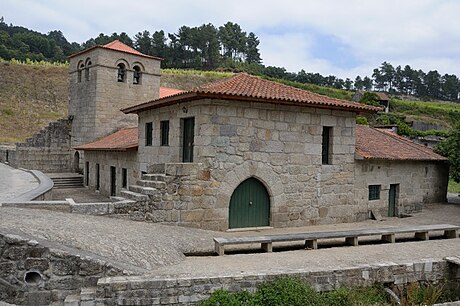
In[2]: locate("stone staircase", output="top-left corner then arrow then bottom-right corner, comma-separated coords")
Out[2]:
116,173 -> 168,220
120,174 -> 166,202
64,286 -> 96,306
47,173 -> 84,189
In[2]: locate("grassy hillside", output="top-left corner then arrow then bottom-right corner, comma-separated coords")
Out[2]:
390,98 -> 460,129
0,63 -> 231,143
0,60 -> 458,144
0,61 -> 68,143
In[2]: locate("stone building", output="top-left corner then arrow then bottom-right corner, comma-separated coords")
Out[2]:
2,40 -> 447,231
352,91 -> 390,113
73,43 -> 448,230
354,125 -> 448,217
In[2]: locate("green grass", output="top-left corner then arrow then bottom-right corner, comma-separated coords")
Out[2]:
262,76 -> 354,101
390,99 -> 460,128
0,57 -> 69,67
200,277 -> 458,306
448,179 -> 460,193
161,68 -> 232,78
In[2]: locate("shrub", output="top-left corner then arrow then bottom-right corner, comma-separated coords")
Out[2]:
356,116 -> 369,125
253,277 -> 321,306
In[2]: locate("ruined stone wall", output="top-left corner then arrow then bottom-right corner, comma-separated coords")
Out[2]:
0,232 -> 126,305
354,160 -> 449,216
137,99 -> 358,230
84,150 -> 139,197
93,259 -> 453,305
3,119 -> 72,172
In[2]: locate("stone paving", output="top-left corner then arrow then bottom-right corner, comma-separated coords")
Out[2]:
0,163 -> 38,203
0,201 -> 459,279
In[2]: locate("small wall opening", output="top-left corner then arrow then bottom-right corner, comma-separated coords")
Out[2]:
24,271 -> 42,285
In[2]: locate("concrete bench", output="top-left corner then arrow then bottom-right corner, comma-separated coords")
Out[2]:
214,224 -> 459,256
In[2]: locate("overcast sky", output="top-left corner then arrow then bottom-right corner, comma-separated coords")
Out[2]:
3,0 -> 460,79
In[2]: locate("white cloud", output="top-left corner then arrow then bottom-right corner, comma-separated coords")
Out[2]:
2,0 -> 460,77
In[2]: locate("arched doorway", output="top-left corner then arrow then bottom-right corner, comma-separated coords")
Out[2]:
229,177 -> 270,229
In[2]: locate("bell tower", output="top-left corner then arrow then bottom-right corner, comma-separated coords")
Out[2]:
68,40 -> 161,147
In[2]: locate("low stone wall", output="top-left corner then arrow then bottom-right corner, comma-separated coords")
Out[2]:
6,119 -> 72,173
93,259 -> 457,305
0,232 -> 131,305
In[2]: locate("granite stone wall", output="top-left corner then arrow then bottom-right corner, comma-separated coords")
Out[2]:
134,99 -> 359,230
84,150 -> 139,197
69,47 -> 161,148
92,259 -> 454,305
2,119 -> 72,172
354,160 -> 449,217
0,232 -> 127,305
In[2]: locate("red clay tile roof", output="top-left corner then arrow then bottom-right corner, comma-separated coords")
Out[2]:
69,40 -> 161,60
355,125 -> 447,161
160,87 -> 185,98
123,73 -> 381,114
74,127 -> 138,151
103,40 -> 145,57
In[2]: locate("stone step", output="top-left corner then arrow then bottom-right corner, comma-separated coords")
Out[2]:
129,184 -> 159,196
137,180 -> 166,189
120,190 -> 149,201
142,174 -> 166,181
49,175 -> 84,189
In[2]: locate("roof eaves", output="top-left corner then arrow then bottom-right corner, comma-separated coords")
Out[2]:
69,45 -> 162,61
122,92 -> 197,114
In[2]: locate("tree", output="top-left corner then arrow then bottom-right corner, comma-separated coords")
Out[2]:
196,23 -> 220,70
151,30 -> 167,59
344,78 -> 353,90
219,22 -> 247,61
134,30 -> 152,55
245,32 -> 261,64
441,74 -> 459,101
372,68 -> 385,91
363,76 -> 373,91
424,70 -> 442,99
354,76 -> 364,90
435,123 -> 460,183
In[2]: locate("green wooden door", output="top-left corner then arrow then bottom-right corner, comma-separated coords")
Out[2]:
388,184 -> 397,217
229,178 -> 270,229
182,117 -> 194,162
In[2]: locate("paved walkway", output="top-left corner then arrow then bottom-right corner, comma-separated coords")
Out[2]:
0,167 -> 458,278
0,202 -> 458,278
0,163 -> 38,203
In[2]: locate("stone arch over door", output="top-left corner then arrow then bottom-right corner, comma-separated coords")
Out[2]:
229,177 -> 270,229
218,161 -> 285,229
